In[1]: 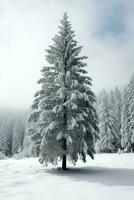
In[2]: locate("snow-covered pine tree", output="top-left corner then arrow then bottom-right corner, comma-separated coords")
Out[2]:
109,90 -> 121,150
121,87 -> 130,151
114,87 -> 122,131
96,89 -> 120,153
28,13 -> 99,169
121,74 -> 134,152
96,90 -> 111,152
128,74 -> 134,152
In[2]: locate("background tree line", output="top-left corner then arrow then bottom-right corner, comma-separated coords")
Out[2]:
0,73 -> 133,159
96,74 -> 134,153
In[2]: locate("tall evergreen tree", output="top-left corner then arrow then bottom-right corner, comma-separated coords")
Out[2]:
28,13 -> 99,169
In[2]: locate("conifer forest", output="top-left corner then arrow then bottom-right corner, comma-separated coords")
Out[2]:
0,1 -> 134,200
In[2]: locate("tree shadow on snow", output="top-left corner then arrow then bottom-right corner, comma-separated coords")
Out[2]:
46,166 -> 134,187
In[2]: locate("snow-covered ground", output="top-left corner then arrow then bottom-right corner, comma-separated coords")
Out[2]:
0,154 -> 134,200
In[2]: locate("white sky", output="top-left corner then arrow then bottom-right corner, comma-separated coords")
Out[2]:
0,0 -> 134,109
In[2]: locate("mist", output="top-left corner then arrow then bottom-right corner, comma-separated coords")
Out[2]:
0,0 -> 134,109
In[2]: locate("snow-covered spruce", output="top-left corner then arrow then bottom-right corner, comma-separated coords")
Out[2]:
121,74 -> 134,152
28,13 -> 99,170
109,89 -> 122,149
96,89 -> 121,153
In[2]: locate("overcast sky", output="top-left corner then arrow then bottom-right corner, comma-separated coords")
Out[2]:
0,0 -> 134,109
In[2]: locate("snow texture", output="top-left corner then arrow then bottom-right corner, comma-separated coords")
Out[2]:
0,154 -> 134,200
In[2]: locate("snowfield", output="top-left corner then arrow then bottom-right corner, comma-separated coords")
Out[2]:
0,154 -> 134,200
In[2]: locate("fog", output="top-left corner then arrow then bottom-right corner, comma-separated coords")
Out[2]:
0,0 -> 134,109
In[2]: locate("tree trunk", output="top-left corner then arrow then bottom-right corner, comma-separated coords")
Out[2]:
62,138 -> 67,170
62,154 -> 67,170
131,143 -> 134,153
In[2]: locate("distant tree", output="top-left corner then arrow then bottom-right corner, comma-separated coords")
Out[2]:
109,89 -> 121,150
12,117 -> 25,155
96,89 -> 120,153
0,115 -> 14,156
0,118 -> 9,155
114,87 -> 122,131
19,132 -> 32,158
28,13 -> 99,170
121,74 -> 134,152
0,109 -> 27,157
